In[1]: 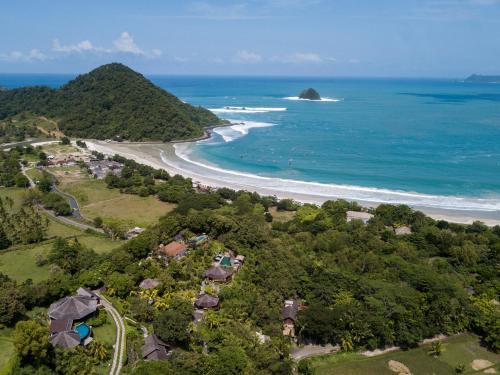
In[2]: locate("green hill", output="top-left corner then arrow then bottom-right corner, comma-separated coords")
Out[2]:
0,63 -> 224,141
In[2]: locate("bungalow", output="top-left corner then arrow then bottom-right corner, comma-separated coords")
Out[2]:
158,241 -> 188,259
194,294 -> 220,310
142,334 -> 170,361
76,287 -> 101,304
49,331 -> 81,349
203,266 -> 233,283
346,210 -> 374,224
282,299 -> 299,338
50,319 -> 73,335
48,295 -> 98,321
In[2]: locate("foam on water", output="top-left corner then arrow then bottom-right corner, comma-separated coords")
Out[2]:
167,143 -> 500,212
212,120 -> 275,142
283,96 -> 342,102
210,106 -> 287,113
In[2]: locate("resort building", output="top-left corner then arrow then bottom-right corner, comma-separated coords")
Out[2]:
346,210 -> 374,224
203,266 -> 233,283
282,299 -> 299,338
48,295 -> 98,320
158,241 -> 188,259
49,331 -> 82,349
142,334 -> 170,361
194,294 -> 220,310
48,290 -> 99,349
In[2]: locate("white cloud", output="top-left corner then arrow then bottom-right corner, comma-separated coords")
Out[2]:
348,58 -> 360,64
113,32 -> 144,55
235,50 -> 262,63
0,49 -> 47,62
52,39 -> 111,53
271,52 -> 335,64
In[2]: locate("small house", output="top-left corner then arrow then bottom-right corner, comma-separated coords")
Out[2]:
346,210 -> 373,224
76,287 -> 101,304
158,241 -> 188,259
48,295 -> 98,321
50,319 -> 73,335
142,334 -> 170,361
203,266 -> 233,283
282,299 -> 299,337
194,294 -> 220,310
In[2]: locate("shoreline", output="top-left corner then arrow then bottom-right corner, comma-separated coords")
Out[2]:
85,136 -> 500,226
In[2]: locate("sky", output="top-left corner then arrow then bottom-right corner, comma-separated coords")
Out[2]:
0,0 -> 499,77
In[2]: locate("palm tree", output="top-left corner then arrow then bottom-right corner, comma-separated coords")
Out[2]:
428,341 -> 443,357
89,340 -> 109,361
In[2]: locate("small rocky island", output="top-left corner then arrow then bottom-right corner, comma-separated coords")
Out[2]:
299,88 -> 321,100
465,74 -> 500,84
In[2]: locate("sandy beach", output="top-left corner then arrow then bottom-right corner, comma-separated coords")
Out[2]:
85,139 -> 500,226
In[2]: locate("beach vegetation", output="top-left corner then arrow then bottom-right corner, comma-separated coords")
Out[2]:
0,63 -> 225,142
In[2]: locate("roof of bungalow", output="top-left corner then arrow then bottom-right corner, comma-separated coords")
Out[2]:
395,226 -> 412,235
203,266 -> 233,281
50,319 -> 73,335
142,334 -> 170,361
49,331 -> 81,349
194,294 -> 220,309
76,287 -> 100,301
139,278 -> 161,290
282,299 -> 299,322
48,295 -> 98,320
346,210 -> 374,222
159,241 -> 188,257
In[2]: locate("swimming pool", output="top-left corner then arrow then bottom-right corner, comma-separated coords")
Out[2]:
74,323 -> 91,340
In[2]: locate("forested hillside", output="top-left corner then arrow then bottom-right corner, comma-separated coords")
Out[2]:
0,63 -> 224,141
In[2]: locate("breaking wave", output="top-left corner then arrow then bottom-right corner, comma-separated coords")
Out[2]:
211,121 -> 275,142
210,106 -> 287,114
283,96 -> 342,102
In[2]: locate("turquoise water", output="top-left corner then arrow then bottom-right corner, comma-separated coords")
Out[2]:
74,323 -> 90,340
2,74 -> 500,199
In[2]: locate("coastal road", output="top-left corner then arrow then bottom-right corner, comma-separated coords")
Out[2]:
97,293 -> 126,375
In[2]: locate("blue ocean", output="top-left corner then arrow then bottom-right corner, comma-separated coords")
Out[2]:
2,74 -> 500,200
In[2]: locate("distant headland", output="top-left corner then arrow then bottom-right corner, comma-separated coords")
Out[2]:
299,88 -> 321,100
464,74 -> 500,84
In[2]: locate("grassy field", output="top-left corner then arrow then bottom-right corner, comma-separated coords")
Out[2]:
310,334 -> 500,375
59,177 -> 175,228
0,327 -> 14,375
269,206 -> 296,222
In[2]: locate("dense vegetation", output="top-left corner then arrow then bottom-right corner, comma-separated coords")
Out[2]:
0,63 -> 224,141
2,152 -> 499,374
299,88 -> 321,100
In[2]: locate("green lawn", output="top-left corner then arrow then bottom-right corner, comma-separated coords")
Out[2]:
310,334 -> 500,375
92,310 -> 117,347
60,177 -> 175,228
0,327 -> 15,375
0,242 -> 52,283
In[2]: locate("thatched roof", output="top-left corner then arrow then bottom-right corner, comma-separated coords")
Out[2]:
142,334 -> 170,360
76,287 -> 100,300
194,294 -> 219,309
203,266 -> 233,281
48,296 -> 97,320
282,300 -> 299,322
49,331 -> 81,349
50,319 -> 73,334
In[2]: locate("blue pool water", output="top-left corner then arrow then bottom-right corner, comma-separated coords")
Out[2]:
2,74 -> 500,202
74,323 -> 90,340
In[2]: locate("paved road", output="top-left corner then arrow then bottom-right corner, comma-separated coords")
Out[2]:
97,293 -> 126,375
290,344 -> 340,361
